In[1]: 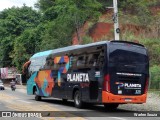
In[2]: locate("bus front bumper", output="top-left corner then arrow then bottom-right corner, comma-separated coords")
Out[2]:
102,91 -> 147,104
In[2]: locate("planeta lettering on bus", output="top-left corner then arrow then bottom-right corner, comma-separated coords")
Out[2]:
124,83 -> 141,88
67,73 -> 89,82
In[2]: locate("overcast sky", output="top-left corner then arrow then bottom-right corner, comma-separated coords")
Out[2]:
0,0 -> 37,11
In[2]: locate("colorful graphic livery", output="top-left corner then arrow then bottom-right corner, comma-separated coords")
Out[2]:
26,41 -> 149,109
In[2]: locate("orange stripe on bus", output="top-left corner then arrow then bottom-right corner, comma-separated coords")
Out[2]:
102,91 -> 147,103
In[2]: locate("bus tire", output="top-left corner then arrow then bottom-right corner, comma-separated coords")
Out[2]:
74,90 -> 83,108
35,95 -> 41,101
34,86 -> 41,101
103,103 -> 119,110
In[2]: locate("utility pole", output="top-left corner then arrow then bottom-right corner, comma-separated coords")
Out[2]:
107,0 -> 120,40
113,0 -> 120,40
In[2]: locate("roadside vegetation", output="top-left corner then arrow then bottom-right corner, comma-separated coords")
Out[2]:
0,0 -> 159,89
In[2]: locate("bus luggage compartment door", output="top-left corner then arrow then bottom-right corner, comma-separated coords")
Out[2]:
89,80 -> 98,99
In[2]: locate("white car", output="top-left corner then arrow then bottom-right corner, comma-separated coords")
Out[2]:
0,80 -> 5,90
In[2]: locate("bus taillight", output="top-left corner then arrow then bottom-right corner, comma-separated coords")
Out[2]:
103,74 -> 110,92
144,77 -> 149,94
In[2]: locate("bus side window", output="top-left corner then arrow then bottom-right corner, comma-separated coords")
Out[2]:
69,56 -> 74,67
97,50 -> 104,66
85,56 -> 89,65
49,58 -> 54,70
77,56 -> 85,67
46,59 -> 51,66
53,64 -> 57,69
69,56 -> 77,69
88,53 -> 99,67
88,54 -> 94,65
44,56 -> 54,70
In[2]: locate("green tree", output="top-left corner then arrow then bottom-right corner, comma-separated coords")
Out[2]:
39,20 -> 72,51
35,0 -> 55,12
0,6 -> 41,67
54,0 -> 102,42
38,0 -> 102,48
11,25 -> 44,70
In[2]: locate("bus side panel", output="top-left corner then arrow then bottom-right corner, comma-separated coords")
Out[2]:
27,70 -> 55,97
81,83 -> 90,101
27,72 -> 37,95
34,70 -> 54,97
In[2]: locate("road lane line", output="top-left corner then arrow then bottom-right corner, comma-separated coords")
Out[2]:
0,93 -> 18,100
16,89 -> 26,93
16,100 -> 32,104
109,117 -> 126,120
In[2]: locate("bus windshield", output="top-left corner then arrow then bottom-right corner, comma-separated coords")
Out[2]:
109,44 -> 148,65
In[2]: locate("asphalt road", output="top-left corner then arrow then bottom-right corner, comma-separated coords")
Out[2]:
0,87 -> 159,120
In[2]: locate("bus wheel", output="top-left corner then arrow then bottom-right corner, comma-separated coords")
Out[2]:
34,87 -> 41,101
103,103 -> 119,110
35,95 -> 41,101
74,90 -> 83,108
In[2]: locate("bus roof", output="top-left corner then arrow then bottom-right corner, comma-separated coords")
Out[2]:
110,40 -> 144,47
31,50 -> 53,59
30,41 -> 107,59
30,40 -> 145,59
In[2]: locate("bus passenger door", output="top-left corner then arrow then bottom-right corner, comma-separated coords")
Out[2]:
60,74 -> 68,99
88,51 -> 104,101
52,78 -> 63,98
53,74 -> 67,99
64,71 -> 74,100
88,69 -> 99,100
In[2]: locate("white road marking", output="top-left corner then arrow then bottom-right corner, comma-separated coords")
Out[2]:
16,100 -> 32,104
109,117 -> 126,120
16,89 -> 26,93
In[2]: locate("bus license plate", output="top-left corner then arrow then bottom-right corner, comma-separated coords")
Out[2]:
124,98 -> 132,102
